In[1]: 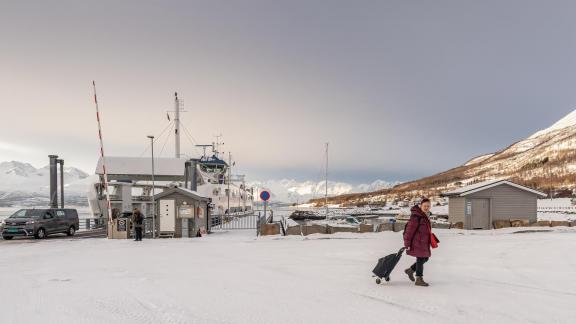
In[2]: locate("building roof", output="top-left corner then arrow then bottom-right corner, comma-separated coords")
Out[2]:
442,179 -> 547,198
153,187 -> 211,202
95,157 -> 189,181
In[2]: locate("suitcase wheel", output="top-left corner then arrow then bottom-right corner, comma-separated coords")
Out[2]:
375,278 -> 381,285
385,277 -> 390,282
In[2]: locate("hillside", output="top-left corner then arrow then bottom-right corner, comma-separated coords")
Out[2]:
312,109 -> 576,206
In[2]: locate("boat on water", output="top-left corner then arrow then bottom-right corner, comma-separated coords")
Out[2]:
87,93 -> 254,220
289,210 -> 326,221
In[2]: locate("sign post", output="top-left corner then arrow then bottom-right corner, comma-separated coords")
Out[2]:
259,190 -> 271,236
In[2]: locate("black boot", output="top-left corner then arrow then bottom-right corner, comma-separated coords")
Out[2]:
404,268 -> 415,282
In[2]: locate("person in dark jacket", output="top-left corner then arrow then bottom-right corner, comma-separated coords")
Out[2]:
403,198 -> 432,286
132,208 -> 144,241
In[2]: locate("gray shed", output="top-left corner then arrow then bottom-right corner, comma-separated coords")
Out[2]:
154,187 -> 212,238
442,180 -> 547,229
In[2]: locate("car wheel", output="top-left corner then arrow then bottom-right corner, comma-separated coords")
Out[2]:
2,236 -> 13,240
67,226 -> 76,236
35,228 -> 46,239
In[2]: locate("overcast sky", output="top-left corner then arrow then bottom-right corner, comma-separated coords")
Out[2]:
2,0 -> 576,184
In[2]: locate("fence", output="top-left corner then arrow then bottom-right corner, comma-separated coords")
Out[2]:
211,213 -> 259,230
77,218 -> 154,238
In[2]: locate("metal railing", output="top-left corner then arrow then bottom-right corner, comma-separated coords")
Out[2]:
211,213 -> 258,230
78,218 -> 107,231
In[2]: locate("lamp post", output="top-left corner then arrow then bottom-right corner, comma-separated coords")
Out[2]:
148,135 -> 156,238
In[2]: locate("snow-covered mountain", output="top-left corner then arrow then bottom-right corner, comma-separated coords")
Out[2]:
248,179 -> 400,203
0,161 -> 92,206
319,109 -> 576,206
0,161 -> 90,193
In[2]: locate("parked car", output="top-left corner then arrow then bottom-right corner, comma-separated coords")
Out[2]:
2,208 -> 79,240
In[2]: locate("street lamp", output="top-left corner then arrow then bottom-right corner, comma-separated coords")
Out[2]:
147,135 -> 156,239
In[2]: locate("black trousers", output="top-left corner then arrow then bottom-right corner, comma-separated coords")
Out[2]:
410,257 -> 429,277
135,227 -> 143,241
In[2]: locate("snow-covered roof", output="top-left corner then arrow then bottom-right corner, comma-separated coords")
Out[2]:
95,157 -> 189,181
153,187 -> 210,202
442,179 -> 547,198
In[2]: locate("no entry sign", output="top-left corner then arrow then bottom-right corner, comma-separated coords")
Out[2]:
260,190 -> 271,201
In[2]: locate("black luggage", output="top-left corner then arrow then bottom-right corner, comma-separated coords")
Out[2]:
372,247 -> 406,284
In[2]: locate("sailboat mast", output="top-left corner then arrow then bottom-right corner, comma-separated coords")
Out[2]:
325,142 -> 329,216
174,92 -> 180,158
228,152 -> 231,215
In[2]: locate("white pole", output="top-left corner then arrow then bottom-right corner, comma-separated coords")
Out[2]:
227,152 -> 231,216
174,92 -> 180,158
148,135 -> 156,238
325,142 -> 329,217
92,81 -> 113,231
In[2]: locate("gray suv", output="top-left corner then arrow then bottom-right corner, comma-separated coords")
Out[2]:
2,208 -> 80,240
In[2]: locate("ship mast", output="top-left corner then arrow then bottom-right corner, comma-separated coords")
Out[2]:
174,92 -> 180,158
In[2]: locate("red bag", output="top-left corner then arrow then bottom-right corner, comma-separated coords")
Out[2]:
430,233 -> 439,249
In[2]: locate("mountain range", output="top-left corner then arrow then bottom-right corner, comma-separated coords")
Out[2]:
0,160 -> 399,206
7,107 -> 576,208
248,179 -> 400,204
312,109 -> 576,206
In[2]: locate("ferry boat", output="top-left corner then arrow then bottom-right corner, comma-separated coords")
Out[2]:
87,93 -> 254,220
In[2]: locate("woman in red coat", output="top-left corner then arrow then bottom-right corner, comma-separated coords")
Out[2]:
403,198 -> 432,286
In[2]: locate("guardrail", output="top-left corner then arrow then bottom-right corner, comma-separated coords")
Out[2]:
78,218 -> 107,231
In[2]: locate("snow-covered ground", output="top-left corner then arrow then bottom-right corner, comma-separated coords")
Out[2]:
1,228 -> 575,324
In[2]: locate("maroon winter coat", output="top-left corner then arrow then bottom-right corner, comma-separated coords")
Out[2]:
403,205 -> 432,258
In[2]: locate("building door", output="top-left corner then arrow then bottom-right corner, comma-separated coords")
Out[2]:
471,199 -> 490,229
159,199 -> 175,232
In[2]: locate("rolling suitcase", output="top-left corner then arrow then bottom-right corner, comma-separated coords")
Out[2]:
372,247 -> 406,284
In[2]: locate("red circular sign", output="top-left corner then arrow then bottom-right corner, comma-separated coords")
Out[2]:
260,190 -> 271,201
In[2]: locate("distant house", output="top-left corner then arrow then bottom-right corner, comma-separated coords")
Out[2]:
442,180 -> 547,230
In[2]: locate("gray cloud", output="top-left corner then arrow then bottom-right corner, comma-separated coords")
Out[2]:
1,0 -> 575,185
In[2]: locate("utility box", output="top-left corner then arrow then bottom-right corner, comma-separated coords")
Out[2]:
154,187 -> 211,238
108,217 -> 132,239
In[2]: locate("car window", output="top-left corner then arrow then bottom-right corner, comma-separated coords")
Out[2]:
10,209 -> 27,218
44,212 -> 54,219
9,209 -> 44,218
65,210 -> 78,218
56,210 -> 66,217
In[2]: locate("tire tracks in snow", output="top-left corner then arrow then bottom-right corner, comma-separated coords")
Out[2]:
470,277 -> 576,297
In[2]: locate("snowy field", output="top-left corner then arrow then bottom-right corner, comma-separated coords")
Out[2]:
1,228 -> 576,324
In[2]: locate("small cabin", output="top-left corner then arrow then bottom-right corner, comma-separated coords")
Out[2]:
442,180 -> 547,230
154,187 -> 211,238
